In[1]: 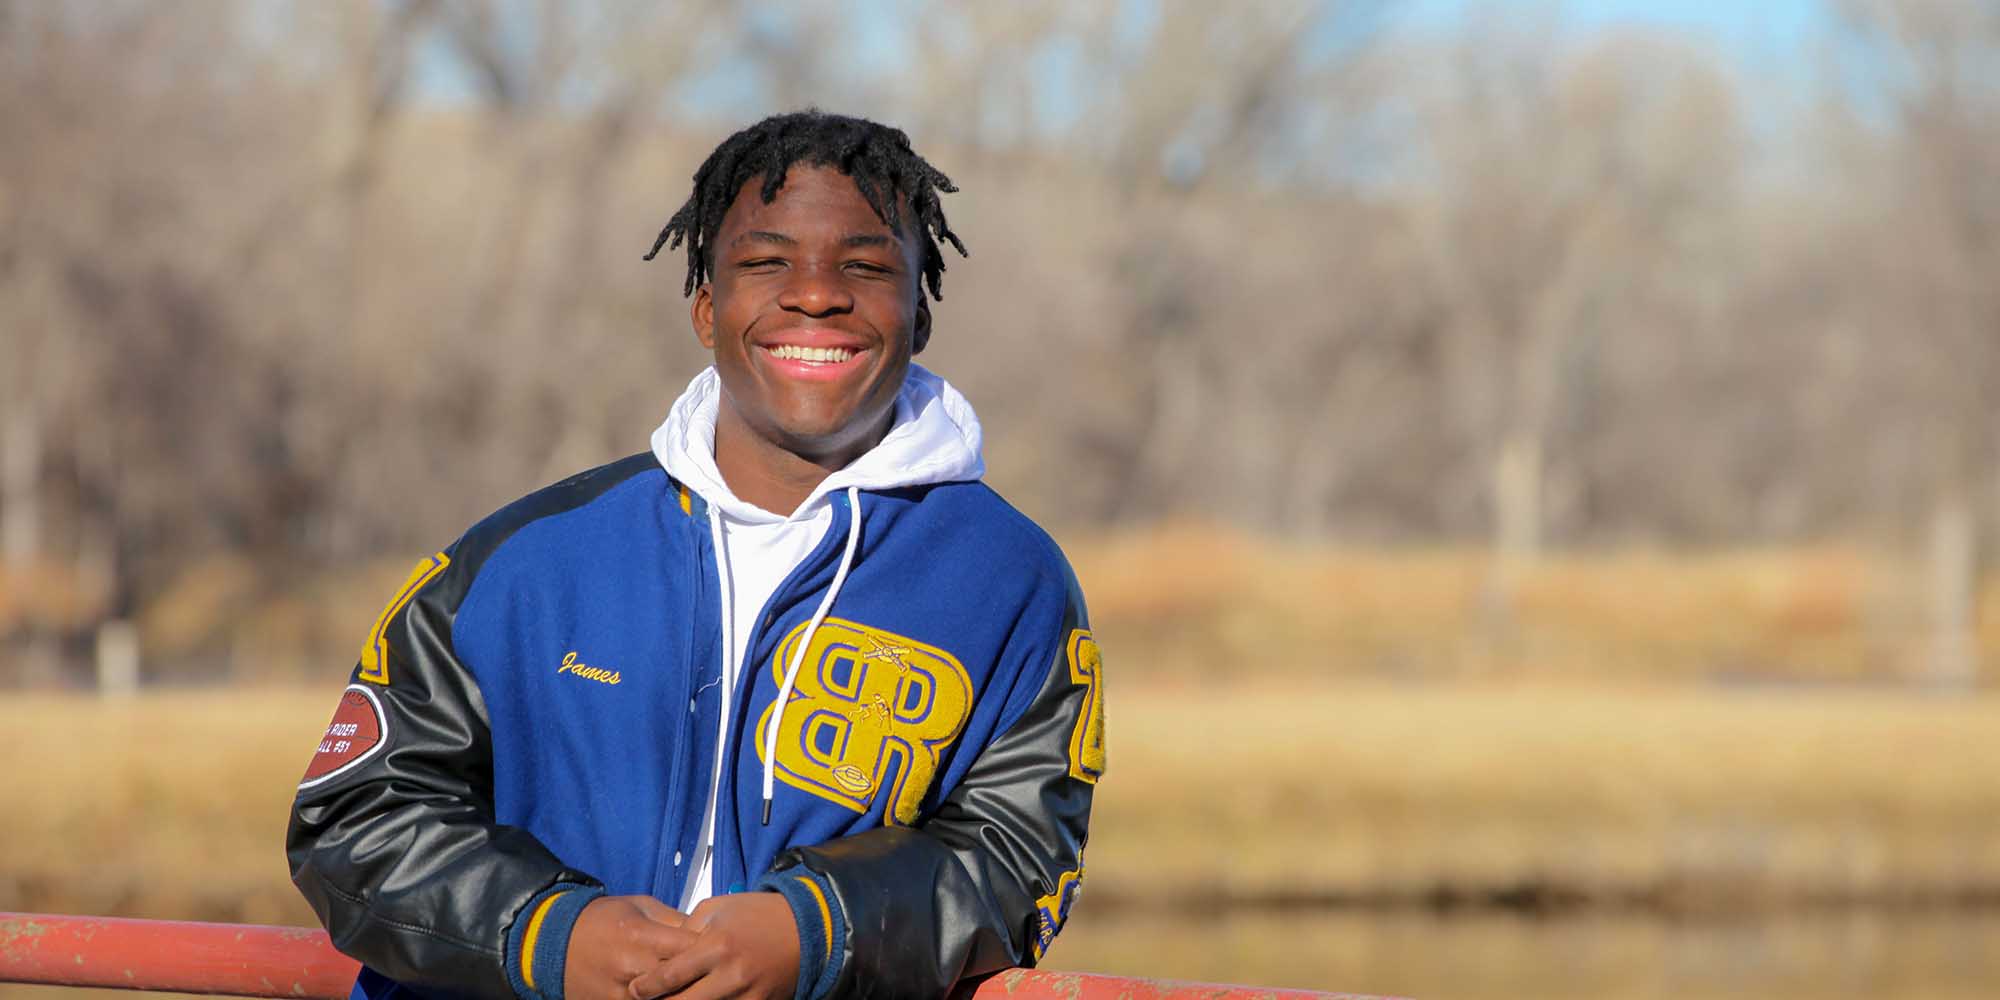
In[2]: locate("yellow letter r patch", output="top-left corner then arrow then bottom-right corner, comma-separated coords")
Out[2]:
756,618 -> 974,826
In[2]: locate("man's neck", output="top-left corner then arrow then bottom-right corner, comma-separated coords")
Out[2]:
711,409 -> 890,517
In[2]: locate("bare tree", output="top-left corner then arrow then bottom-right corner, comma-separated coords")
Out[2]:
1830,0 -> 2000,687
1407,22 -> 1741,621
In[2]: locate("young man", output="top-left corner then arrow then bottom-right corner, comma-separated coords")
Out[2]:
287,111 -> 1104,1000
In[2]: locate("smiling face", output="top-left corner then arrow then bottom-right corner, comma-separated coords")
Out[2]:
693,165 -> 930,478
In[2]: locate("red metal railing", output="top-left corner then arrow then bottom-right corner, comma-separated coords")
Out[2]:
0,913 -> 1401,1000
0,914 -> 356,997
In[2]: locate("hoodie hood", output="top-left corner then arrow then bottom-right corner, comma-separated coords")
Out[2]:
652,362 -> 986,522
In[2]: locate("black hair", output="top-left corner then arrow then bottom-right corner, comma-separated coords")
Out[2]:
644,110 -> 968,299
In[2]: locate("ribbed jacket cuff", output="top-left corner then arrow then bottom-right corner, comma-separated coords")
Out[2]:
504,882 -> 604,1000
757,869 -> 845,1000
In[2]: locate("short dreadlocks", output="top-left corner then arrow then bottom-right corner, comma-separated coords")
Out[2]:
644,110 -> 968,300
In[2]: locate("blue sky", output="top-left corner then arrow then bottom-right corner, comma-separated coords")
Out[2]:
414,0 -> 1836,129
1404,0 -> 1825,67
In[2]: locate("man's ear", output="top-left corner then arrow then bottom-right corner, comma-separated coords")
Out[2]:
692,283 -> 716,349
912,297 -> 932,355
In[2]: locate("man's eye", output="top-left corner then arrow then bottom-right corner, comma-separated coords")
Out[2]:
739,258 -> 784,270
845,261 -> 893,275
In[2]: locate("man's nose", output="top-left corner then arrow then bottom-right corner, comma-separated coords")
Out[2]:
777,266 -> 853,316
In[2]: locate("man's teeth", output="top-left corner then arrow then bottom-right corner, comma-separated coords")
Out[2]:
769,344 -> 855,363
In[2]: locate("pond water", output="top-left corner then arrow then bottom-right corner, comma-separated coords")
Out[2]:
1052,907 -> 2000,1000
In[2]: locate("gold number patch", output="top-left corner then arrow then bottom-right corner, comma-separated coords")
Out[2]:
1065,629 -> 1106,783
756,617 -> 973,826
357,552 -> 449,685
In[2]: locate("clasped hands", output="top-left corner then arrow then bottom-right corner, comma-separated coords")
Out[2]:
565,893 -> 800,1000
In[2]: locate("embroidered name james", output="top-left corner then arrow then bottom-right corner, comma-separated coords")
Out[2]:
557,651 -> 621,685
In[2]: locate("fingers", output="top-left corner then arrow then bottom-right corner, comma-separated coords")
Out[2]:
625,919 -> 701,962
584,896 -> 699,983
684,896 -> 722,931
663,968 -> 747,1000
626,894 -> 690,928
628,945 -> 714,1000
632,895 -> 797,1000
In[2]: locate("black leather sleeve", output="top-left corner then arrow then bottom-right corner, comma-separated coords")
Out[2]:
767,598 -> 1102,1000
285,544 -> 600,999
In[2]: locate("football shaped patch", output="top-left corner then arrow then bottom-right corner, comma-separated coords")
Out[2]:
832,764 -> 873,795
299,684 -> 388,788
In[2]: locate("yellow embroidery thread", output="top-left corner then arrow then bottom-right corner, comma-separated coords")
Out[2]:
754,617 -> 973,826
1031,864 -> 1085,961
556,651 -> 622,685
1064,630 -> 1106,783
358,552 -> 450,685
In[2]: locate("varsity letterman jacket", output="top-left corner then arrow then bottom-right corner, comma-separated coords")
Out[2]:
286,368 -> 1104,1000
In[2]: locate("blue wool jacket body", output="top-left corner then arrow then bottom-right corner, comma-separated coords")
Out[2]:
287,454 -> 1102,1000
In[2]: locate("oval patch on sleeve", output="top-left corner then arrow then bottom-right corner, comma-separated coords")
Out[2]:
299,684 -> 389,788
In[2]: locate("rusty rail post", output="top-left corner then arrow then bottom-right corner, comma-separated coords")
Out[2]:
0,912 -> 1401,1000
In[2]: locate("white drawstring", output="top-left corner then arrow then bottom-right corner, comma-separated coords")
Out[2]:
761,485 -> 862,824
698,507 -> 736,874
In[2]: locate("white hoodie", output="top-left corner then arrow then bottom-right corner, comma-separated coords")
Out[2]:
649,362 -> 986,909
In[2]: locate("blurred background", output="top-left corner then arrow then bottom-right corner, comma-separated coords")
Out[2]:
3,0 -> 1999,997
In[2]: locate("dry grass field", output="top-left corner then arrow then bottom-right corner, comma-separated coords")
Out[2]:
67,533 -> 1999,688
6,682 -> 2000,922
1068,529 -> 2000,685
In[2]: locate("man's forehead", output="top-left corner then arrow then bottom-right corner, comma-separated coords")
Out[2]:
723,165 -> 908,236
729,229 -> 901,249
